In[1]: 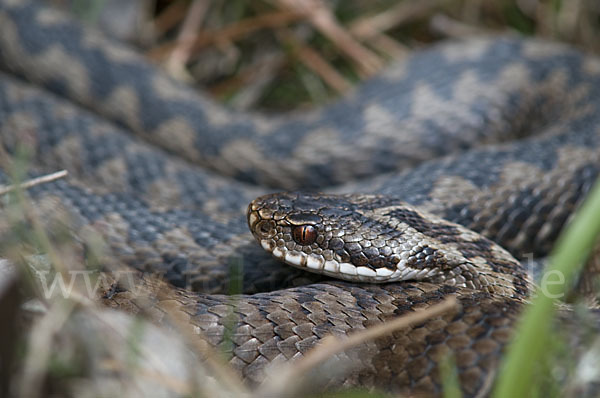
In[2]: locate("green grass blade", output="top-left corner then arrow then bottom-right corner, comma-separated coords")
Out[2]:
494,177 -> 600,397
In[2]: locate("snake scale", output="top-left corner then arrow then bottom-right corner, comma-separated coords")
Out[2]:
1,0 -> 600,396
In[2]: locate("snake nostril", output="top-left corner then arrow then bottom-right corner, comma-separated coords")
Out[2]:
256,220 -> 275,237
292,225 -> 317,245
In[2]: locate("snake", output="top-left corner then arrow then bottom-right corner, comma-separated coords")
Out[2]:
1,0 -> 600,396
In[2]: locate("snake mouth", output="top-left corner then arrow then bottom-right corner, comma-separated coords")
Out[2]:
258,237 -> 413,282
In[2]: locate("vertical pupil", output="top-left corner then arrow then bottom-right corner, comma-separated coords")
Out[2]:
293,225 -> 316,244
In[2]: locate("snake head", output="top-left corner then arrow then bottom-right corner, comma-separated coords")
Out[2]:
248,192 -> 529,297
247,192 -> 456,283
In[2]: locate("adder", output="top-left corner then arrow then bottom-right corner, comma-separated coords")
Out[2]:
1,0 -> 600,396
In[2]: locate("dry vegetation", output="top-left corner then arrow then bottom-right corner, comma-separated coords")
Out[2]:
60,0 -> 600,110
139,0 -> 600,110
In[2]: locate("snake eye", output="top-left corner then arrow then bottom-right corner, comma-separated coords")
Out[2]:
292,225 -> 317,245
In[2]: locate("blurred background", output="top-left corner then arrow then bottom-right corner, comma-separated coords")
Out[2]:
49,0 -> 600,111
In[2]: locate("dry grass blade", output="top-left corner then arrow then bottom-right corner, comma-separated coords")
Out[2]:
161,302 -> 249,397
275,0 -> 384,76
10,179 -> 71,278
82,307 -> 209,398
278,30 -> 352,93
115,275 -> 249,397
0,170 -> 68,196
1,170 -> 243,397
18,300 -> 77,398
148,10 -> 304,61
362,33 -> 409,59
2,166 -> 78,397
100,359 -> 193,396
350,0 -> 450,39
258,295 -> 459,396
153,0 -> 189,36
208,54 -> 285,104
165,0 -> 210,80
430,14 -> 495,38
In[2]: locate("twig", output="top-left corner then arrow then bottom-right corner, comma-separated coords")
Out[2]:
222,55 -> 286,110
2,168 -> 71,285
258,295 -> 459,396
0,143 -> 13,171
365,33 -> 410,59
100,359 -> 192,396
148,10 -> 304,61
165,0 -> 210,80
429,14 -> 495,38
349,0 -> 450,39
295,296 -> 458,376
275,0 -> 384,77
278,30 -> 352,93
0,170 -> 68,196
18,300 -> 78,398
153,0 -> 189,36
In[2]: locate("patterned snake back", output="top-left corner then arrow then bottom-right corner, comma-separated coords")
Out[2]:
1,0 -> 600,396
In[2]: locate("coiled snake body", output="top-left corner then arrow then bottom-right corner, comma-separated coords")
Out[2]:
1,1 -> 600,396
